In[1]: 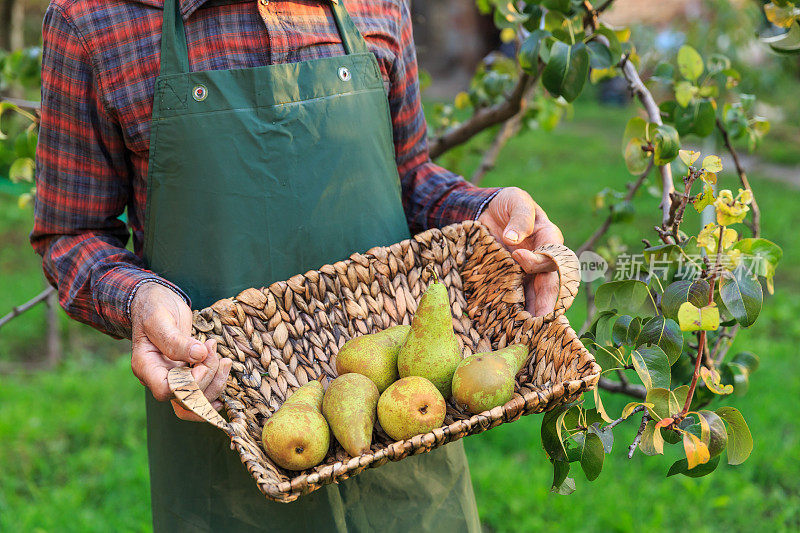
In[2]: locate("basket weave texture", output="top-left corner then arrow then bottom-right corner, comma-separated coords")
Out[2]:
184,220 -> 600,502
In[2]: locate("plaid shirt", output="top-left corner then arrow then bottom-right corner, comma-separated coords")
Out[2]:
32,0 -> 499,339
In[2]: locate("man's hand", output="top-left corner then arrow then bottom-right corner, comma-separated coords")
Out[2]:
479,187 -> 567,317
131,282 -> 232,421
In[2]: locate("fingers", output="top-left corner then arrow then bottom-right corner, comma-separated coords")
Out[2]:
501,189 -> 536,246
145,307 -> 208,364
204,357 -> 233,403
512,249 -> 558,274
524,271 -> 560,317
131,344 -> 174,402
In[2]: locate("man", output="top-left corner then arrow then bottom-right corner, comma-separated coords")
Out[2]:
33,0 -> 565,530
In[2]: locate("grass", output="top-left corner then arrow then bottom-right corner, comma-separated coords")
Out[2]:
1,96 -> 798,531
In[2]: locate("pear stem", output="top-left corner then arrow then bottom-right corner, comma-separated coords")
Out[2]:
425,264 -> 439,284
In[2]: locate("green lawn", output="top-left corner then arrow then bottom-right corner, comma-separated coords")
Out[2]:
1,98 -> 798,531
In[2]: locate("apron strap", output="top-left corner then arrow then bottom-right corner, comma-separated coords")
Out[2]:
158,0 -> 370,77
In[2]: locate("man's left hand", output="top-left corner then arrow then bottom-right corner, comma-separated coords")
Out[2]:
479,187 -> 567,317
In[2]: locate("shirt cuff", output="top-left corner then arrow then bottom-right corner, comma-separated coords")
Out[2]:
434,185 -> 502,228
93,266 -> 191,339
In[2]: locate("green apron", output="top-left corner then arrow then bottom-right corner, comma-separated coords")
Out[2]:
142,0 -> 480,530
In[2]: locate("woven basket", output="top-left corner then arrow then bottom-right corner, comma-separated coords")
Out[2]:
168,220 -> 600,503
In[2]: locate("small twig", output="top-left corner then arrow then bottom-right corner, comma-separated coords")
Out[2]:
628,410 -> 651,458
620,57 -> 675,228
577,159 -> 654,255
0,287 -> 56,330
711,324 -> 739,364
598,376 -> 646,399
607,404 -> 643,430
430,67 -> 541,159
716,118 -> 761,237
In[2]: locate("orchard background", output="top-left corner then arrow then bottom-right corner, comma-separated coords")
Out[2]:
2,0 -> 799,530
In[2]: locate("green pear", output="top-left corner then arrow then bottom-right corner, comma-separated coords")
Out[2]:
451,353 -> 515,415
283,380 -> 324,410
322,373 -> 380,457
377,376 -> 446,441
397,281 -> 461,398
262,404 -> 329,470
335,325 -> 411,393
492,344 -> 529,374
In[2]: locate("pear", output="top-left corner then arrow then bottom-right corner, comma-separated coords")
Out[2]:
262,403 -> 329,471
492,344 -> 530,374
283,380 -> 324,410
451,353 -> 515,415
335,325 -> 411,393
377,376 -> 446,441
322,373 -> 380,457
397,281 -> 461,398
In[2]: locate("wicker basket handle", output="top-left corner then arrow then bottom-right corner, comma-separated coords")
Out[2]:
533,243 -> 581,322
168,366 -> 231,433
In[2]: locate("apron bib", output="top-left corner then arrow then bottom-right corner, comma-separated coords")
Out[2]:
142,0 -> 480,530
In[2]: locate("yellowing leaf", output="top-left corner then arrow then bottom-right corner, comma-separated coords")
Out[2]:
683,431 -> 711,469
764,3 -> 799,28
500,27 -> 516,43
700,367 -> 734,395
675,81 -> 696,107
679,149 -> 700,167
594,387 -> 613,423
677,45 -> 704,81
702,155 -> 723,173
454,92 -> 471,110
678,302 -> 720,332
693,184 -> 715,213
701,171 -> 717,185
621,402 -> 653,419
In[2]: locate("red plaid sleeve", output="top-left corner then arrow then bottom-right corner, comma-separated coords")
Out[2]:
391,0 -> 500,234
31,5 -> 187,339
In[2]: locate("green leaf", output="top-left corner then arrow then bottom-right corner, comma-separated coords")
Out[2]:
579,432 -> 604,481
542,41 -> 590,102
667,455 -> 721,478
552,475 -> 576,495
661,280 -> 711,321
639,420 -> 665,456
731,351 -> 760,373
677,45 -> 704,81
677,302 -> 720,332
674,80 -> 696,107
612,314 -> 641,346
593,387 -> 613,424
637,316 -> 683,365
646,386 -> 686,420
730,238 -> 783,294
588,423 -> 614,454
493,1 -> 529,29
653,124 -> 680,165
716,406 -> 753,465
551,459 -> 570,492
587,39 -> 614,69
702,155 -> 723,173
595,280 -> 658,318
631,346 -> 671,390
762,20 -> 800,54
594,311 -> 617,347
697,410 -> 729,458
672,100 -> 716,137
541,404 -> 571,461
624,138 -> 650,175
719,264 -> 763,327
518,30 -> 550,74
693,183 -> 715,213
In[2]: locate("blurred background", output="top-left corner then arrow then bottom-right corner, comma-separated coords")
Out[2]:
1,0 -> 798,531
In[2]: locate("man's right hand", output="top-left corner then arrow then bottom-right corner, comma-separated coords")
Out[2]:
131,282 -> 232,422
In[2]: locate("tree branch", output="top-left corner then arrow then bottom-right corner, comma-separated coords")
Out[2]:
716,118 -> 761,237
429,67 -> 540,159
607,404 -> 643,430
620,57 -> 675,228
598,376 -> 646,399
0,287 -> 56,330
628,410 -> 650,458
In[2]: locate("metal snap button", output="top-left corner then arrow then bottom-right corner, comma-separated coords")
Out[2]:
338,67 -> 351,82
259,0 -> 269,5
192,84 -> 208,102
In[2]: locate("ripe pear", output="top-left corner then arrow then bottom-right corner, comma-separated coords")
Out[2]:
377,376 -> 446,441
283,380 -> 324,410
322,373 -> 380,457
397,281 -> 461,398
262,403 -> 329,471
451,352 -> 515,415
492,344 -> 529,374
335,325 -> 411,393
